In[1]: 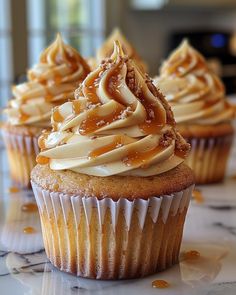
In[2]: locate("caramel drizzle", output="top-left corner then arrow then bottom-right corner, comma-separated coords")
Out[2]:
105,62 -> 126,105
166,52 -> 206,77
36,155 -> 50,165
38,130 -> 50,150
123,145 -> 165,167
53,108 -> 64,123
19,109 -> 30,123
79,104 -> 125,135
23,226 -> 36,234
88,135 -> 124,158
8,186 -> 20,193
138,93 -> 165,134
83,72 -> 101,104
72,100 -> 84,115
21,203 -> 38,213
152,280 -> 170,289
183,250 -> 201,260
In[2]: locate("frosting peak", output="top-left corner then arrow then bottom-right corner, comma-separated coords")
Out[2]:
5,34 -> 90,127
155,40 -> 235,125
96,28 -> 148,72
37,41 -> 190,177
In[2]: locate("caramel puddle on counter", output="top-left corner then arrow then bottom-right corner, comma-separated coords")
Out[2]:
152,280 -> 170,289
23,226 -> 36,234
21,203 -> 38,213
192,189 -> 204,204
183,250 -> 201,260
180,244 -> 229,286
8,186 -> 20,193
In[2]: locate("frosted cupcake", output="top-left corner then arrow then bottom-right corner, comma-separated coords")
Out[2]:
31,41 -> 194,279
88,28 -> 148,72
1,34 -> 90,188
155,40 -> 235,184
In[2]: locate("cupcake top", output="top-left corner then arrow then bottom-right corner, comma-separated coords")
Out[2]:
155,40 -> 235,125
4,34 -> 90,127
96,28 -> 148,72
36,41 -> 190,177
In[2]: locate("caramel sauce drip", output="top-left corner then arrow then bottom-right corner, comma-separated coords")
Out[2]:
19,109 -> 30,123
79,104 -> 125,135
21,203 -> 38,213
8,186 -> 20,193
36,155 -> 50,165
184,250 -> 200,260
72,100 -> 83,115
175,148 -> 188,159
152,280 -> 170,289
53,108 -> 64,122
123,145 -> 164,167
44,92 -> 53,102
23,226 -> 36,234
105,63 -> 125,105
89,135 -> 123,158
38,132 -> 49,150
53,183 -> 59,190
167,53 -> 205,77
138,93 -> 165,134
192,189 -> 204,204
83,72 -> 101,104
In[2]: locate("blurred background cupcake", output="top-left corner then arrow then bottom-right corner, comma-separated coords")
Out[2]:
155,40 -> 235,184
1,34 -> 90,188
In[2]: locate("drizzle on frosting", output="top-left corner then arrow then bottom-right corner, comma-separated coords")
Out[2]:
36,41 -> 190,177
154,40 -> 235,125
4,34 -> 90,127
96,28 -> 148,72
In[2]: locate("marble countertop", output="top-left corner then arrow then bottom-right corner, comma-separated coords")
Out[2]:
0,140 -> 236,295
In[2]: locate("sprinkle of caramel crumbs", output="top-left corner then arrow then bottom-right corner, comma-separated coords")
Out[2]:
159,130 -> 175,147
175,133 -> 190,155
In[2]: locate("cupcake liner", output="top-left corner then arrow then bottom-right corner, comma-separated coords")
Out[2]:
185,134 -> 233,184
32,181 -> 194,279
2,129 -> 40,188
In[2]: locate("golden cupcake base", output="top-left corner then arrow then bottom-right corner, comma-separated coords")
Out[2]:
32,181 -> 193,279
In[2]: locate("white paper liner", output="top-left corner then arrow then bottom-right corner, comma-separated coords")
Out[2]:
32,181 -> 194,279
185,134 -> 233,184
1,129 -> 40,188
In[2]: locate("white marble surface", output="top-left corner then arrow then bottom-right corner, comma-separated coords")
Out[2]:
0,140 -> 236,295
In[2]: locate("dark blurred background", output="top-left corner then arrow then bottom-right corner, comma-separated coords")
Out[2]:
1,0 -> 236,112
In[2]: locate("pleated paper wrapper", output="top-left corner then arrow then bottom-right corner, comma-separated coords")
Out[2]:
2,129 -> 40,188
186,134 -> 233,184
32,182 -> 194,279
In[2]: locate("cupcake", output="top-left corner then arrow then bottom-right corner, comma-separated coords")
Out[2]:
1,34 -> 90,188
89,28 -> 148,72
31,41 -> 194,279
155,40 -> 235,184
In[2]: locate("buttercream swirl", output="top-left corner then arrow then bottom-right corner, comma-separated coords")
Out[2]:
37,41 -> 190,177
154,40 -> 235,125
96,28 -> 148,72
4,34 -> 90,127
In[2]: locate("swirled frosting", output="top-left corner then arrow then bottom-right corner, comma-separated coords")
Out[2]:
154,40 -> 235,125
96,28 -> 148,72
36,41 -> 190,177
4,34 -> 90,127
